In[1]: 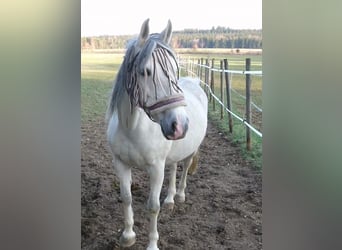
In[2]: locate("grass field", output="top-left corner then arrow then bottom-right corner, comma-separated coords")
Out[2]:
81,50 -> 262,168
81,53 -> 124,121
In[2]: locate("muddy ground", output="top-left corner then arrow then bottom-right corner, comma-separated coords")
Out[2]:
81,118 -> 262,250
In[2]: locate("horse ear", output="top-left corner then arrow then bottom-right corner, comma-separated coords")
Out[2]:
138,18 -> 150,47
160,19 -> 172,45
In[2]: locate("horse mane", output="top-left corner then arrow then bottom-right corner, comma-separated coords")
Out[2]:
106,34 -> 179,121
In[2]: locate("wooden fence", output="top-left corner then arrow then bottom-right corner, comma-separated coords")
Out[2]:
179,57 -> 262,150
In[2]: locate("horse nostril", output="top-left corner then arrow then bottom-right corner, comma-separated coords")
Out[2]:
171,121 -> 177,132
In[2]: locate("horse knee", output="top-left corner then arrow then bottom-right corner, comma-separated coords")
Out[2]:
120,189 -> 132,205
147,198 -> 160,214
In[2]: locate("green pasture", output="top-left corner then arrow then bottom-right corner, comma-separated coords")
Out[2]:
81,50 -> 262,168
81,53 -> 124,121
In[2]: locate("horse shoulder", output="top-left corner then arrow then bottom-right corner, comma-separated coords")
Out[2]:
107,112 -> 172,167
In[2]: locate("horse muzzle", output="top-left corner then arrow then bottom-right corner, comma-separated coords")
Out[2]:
161,112 -> 189,140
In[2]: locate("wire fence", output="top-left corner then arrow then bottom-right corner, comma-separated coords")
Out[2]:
179,57 -> 262,150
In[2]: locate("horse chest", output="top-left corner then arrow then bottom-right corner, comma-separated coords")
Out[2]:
112,130 -> 170,167
117,141 -> 144,166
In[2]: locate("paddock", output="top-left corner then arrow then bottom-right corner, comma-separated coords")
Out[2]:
81,118 -> 261,249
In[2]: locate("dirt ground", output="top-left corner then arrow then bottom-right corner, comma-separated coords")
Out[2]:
81,118 -> 262,250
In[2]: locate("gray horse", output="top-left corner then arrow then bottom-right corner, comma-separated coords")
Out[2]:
106,19 -> 208,250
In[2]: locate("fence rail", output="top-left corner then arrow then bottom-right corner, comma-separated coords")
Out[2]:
179,57 -> 262,150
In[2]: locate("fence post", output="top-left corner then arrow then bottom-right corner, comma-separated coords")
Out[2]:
197,58 -> 201,77
211,58 -> 215,111
245,58 -> 251,150
178,57 -> 182,79
190,58 -> 193,75
224,59 -> 233,133
220,60 -> 224,119
184,57 -> 188,76
205,58 -> 209,97
199,58 -> 203,81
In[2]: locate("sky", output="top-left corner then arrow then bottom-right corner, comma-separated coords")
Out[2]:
81,0 -> 262,37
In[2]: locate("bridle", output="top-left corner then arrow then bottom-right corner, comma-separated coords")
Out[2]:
143,94 -> 186,121
127,41 -> 187,121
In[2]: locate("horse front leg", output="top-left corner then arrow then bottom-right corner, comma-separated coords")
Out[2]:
113,157 -> 136,247
146,162 -> 165,250
163,163 -> 177,210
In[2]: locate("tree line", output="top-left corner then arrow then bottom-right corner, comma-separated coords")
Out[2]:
81,26 -> 262,50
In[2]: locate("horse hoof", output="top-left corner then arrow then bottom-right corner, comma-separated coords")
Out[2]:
119,231 -> 136,247
147,245 -> 160,250
175,193 -> 185,203
163,201 -> 174,211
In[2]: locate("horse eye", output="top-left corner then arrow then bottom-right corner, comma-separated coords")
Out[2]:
140,68 -> 151,77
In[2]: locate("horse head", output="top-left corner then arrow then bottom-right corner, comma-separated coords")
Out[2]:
125,19 -> 189,140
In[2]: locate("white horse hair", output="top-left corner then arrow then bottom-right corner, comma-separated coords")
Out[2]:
106,19 -> 208,250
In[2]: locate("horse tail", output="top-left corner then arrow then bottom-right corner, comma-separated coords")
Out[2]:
188,150 -> 199,175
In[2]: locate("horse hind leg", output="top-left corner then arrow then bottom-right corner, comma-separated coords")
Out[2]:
163,151 -> 199,210
187,150 -> 199,175
175,151 -> 197,203
113,158 -> 136,247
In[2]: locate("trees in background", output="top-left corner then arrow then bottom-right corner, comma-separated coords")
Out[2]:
81,27 -> 262,50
